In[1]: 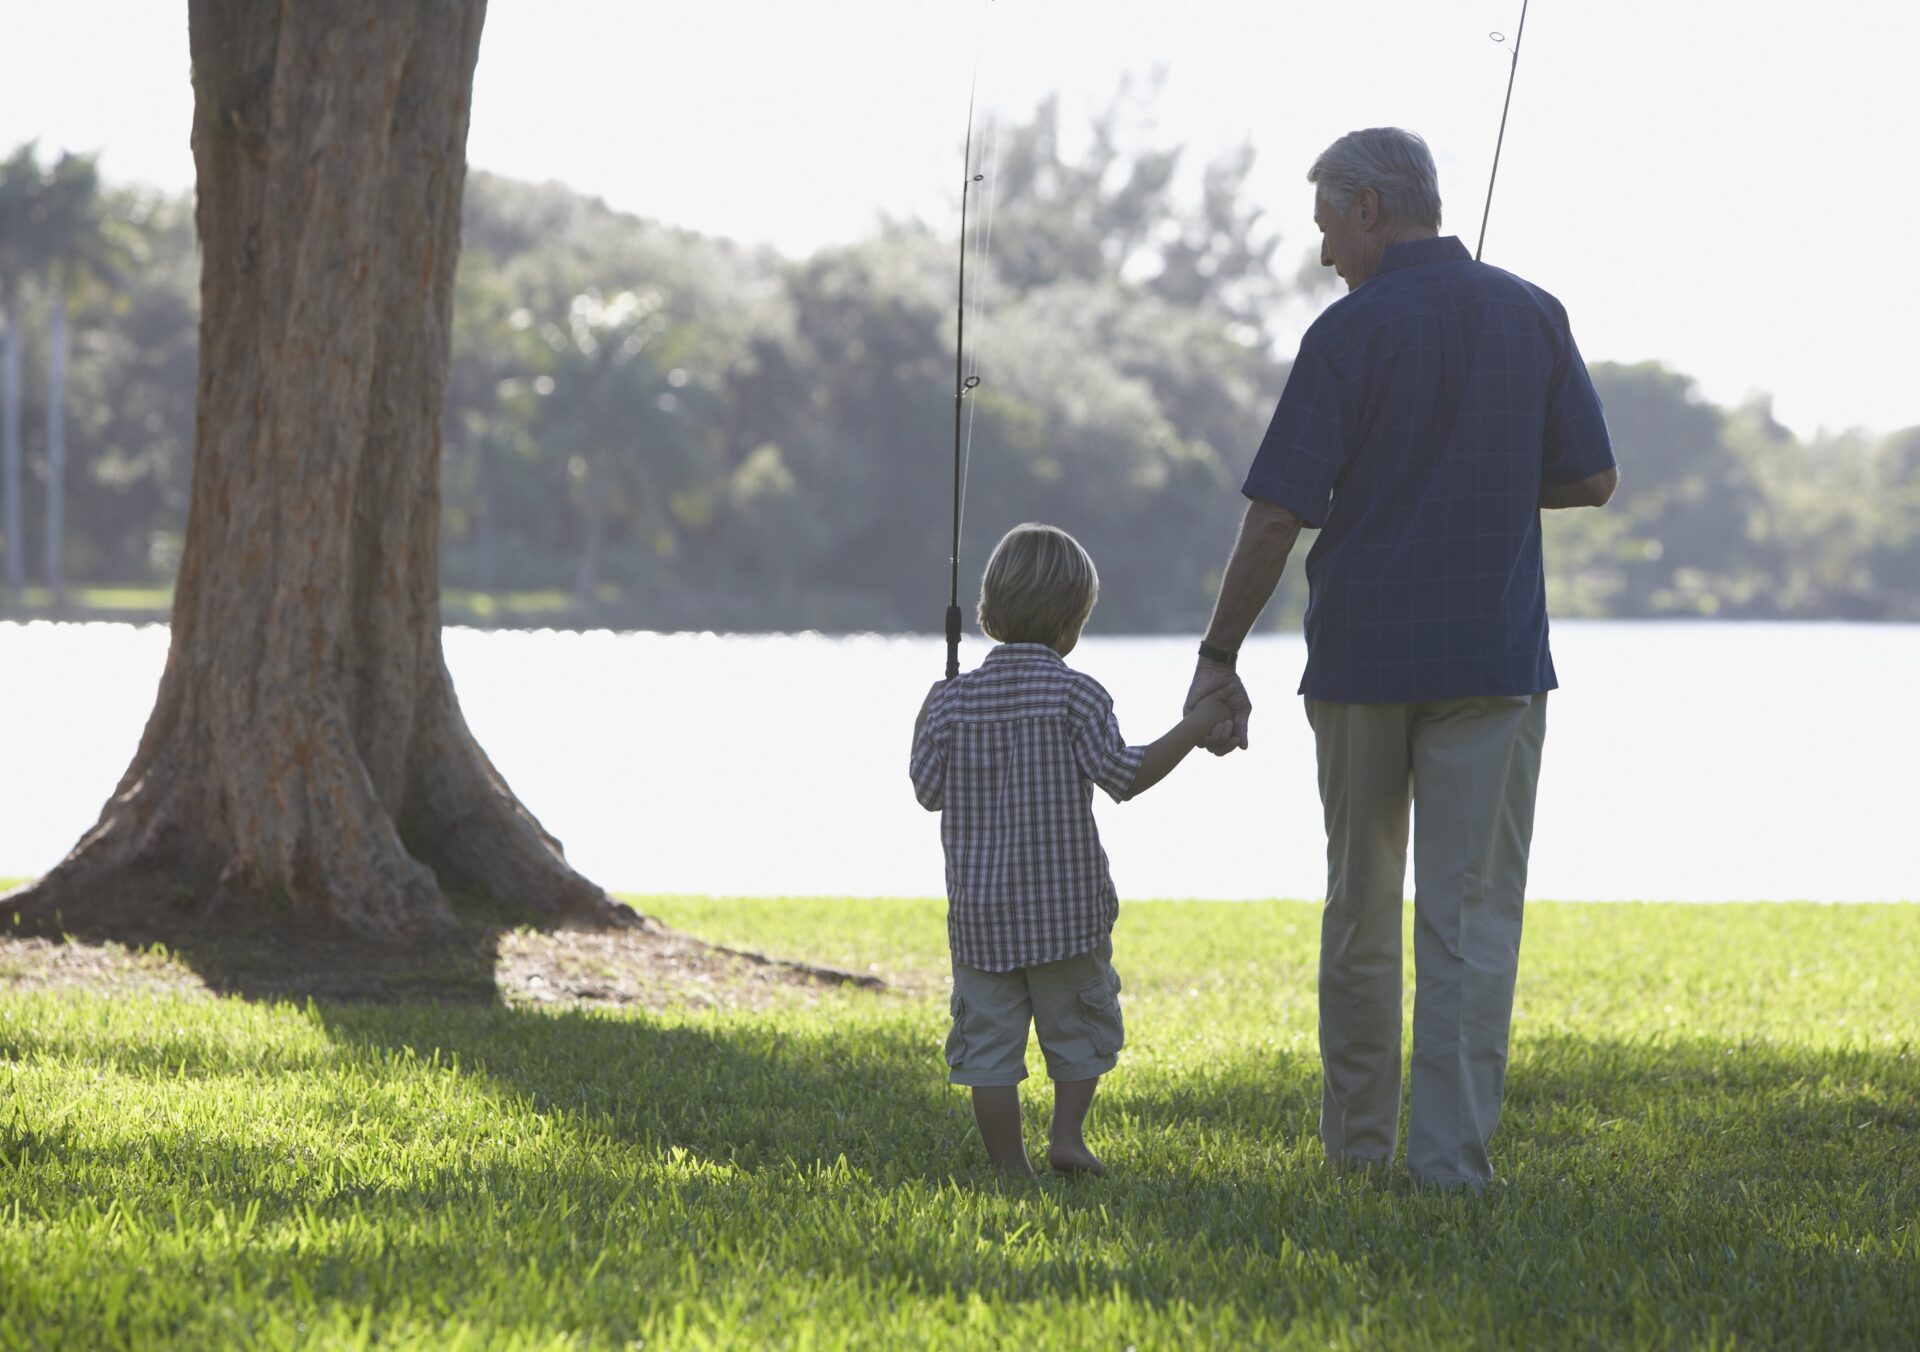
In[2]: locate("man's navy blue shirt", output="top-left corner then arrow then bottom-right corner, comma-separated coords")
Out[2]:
1244,235 -> 1615,704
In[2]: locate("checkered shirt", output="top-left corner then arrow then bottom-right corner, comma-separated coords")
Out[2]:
1244,235 -> 1616,703
909,643 -> 1146,973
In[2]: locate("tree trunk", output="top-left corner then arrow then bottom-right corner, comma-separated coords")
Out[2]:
1,288 -> 22,600
3,0 -> 633,942
45,282 -> 66,609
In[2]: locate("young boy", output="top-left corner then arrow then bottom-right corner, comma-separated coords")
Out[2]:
909,522 -> 1233,1178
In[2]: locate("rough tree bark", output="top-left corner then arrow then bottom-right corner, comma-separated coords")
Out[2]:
3,0 -> 632,941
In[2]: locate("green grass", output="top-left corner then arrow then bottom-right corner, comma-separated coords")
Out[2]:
1,585 -> 174,617
0,586 -> 582,626
2,899 -> 1916,1349
440,588 -> 584,622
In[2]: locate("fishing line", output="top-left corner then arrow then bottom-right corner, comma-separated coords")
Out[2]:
957,92 -> 1001,552
1475,0 -> 1531,261
945,0 -> 997,679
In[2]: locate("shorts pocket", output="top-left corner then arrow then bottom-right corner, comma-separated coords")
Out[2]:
943,990 -> 968,1068
1076,980 -> 1124,1058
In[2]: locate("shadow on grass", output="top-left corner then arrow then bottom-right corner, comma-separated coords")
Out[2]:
1,895 -> 514,1003
314,1001 -> 968,1179
8,995 -> 1916,1345
185,924 -> 515,1003
4,879 -> 886,1014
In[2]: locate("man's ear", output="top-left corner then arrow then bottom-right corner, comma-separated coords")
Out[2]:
1355,187 -> 1381,230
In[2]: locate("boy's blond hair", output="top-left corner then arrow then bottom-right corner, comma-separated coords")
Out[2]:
977,523 -> 1099,646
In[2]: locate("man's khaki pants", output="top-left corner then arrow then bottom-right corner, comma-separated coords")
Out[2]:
1306,693 -> 1547,1189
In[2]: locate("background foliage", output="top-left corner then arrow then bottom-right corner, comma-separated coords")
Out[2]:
0,104 -> 1914,632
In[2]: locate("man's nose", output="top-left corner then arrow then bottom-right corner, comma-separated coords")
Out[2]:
1321,244 -> 1333,267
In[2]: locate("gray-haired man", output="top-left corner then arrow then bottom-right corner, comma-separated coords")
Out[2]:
1187,127 -> 1618,1190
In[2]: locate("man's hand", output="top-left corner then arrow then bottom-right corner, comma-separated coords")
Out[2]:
1184,660 -> 1250,755
1184,691 -> 1236,751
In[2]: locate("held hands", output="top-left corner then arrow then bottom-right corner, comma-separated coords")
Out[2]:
1186,690 -> 1235,751
1184,660 -> 1251,756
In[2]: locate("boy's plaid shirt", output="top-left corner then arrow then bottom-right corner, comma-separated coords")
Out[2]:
909,643 -> 1146,973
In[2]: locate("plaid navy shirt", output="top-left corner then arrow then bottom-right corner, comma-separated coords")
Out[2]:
909,643 -> 1146,972
1245,235 -> 1616,703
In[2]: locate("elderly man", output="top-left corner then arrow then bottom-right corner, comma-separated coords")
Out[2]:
1187,127 -> 1618,1191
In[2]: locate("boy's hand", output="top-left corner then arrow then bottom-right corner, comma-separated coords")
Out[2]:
1185,661 -> 1251,755
1186,692 -> 1235,749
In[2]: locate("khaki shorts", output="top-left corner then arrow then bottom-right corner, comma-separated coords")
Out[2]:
944,935 -> 1125,1086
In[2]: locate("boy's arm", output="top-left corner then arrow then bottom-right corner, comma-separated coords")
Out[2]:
1123,700 -> 1228,801
909,679 -> 950,811
912,679 -> 946,741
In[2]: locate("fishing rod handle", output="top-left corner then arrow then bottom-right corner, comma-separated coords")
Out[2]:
945,604 -> 963,679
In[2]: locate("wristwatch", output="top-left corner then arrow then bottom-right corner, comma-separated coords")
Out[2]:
1197,640 -> 1238,669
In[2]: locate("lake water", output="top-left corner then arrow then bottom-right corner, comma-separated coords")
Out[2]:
1,621 -> 1915,902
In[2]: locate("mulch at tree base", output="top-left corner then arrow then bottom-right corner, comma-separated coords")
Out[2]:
0,923 -> 885,1012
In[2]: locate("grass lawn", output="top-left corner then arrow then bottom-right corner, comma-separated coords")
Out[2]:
1,897 -> 1915,1349
3,585 -> 625,628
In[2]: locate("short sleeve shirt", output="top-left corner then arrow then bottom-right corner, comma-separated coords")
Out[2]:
908,643 -> 1146,972
1243,235 -> 1616,703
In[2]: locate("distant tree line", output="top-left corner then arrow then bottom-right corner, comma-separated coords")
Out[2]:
1,107 -> 1916,632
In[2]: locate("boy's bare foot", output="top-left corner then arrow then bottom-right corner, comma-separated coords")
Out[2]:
1047,1076 -> 1105,1175
971,1086 -> 1035,1179
993,1156 -> 1038,1181
1047,1140 -> 1107,1176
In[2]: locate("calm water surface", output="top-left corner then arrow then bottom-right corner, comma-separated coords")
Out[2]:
2,621 -> 1915,902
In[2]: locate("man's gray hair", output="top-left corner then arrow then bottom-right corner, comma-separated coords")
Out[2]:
1308,127 -> 1442,231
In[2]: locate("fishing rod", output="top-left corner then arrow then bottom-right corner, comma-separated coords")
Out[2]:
945,77 -> 987,679
1475,0 -> 1531,261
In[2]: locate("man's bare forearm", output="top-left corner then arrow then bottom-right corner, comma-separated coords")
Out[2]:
1203,499 -> 1305,650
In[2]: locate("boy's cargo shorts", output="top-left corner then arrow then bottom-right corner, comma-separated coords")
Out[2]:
944,934 -> 1124,1086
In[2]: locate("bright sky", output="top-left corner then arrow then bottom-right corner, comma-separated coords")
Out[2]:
4,0 -> 1916,438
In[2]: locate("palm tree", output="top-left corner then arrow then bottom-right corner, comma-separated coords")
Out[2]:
38,152 -> 132,609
